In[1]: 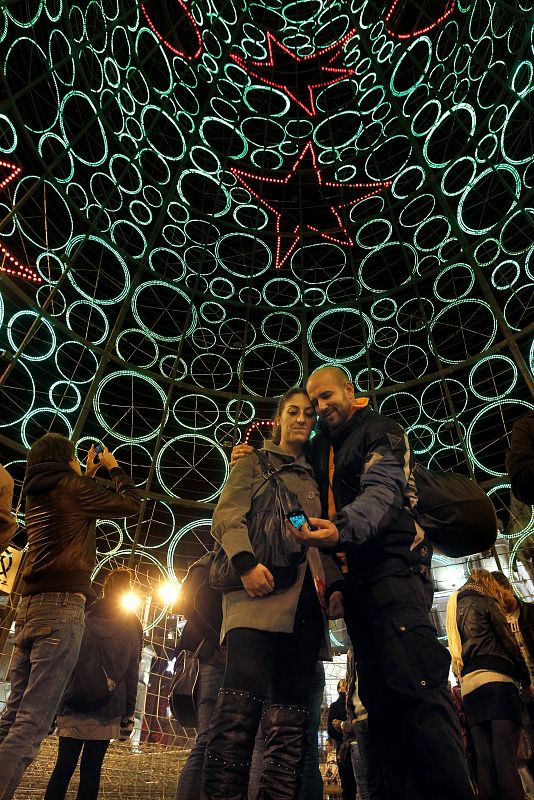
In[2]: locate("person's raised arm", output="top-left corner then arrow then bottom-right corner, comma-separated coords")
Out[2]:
75,447 -> 141,519
0,464 -> 17,551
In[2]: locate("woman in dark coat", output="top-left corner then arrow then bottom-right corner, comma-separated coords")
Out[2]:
446,568 -> 531,800
44,568 -> 143,800
201,387 -> 342,800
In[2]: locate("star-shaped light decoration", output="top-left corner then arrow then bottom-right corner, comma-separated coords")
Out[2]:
230,30 -> 357,118
231,142 -> 391,270
140,0 -> 202,59
385,0 -> 456,38
0,160 -> 41,283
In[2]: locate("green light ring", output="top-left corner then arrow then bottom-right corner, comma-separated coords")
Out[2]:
466,399 -> 534,477
218,317 -> 256,350
433,263 -> 475,302
420,378 -> 468,422
159,355 -> 187,381
503,283 -> 534,332
359,242 -> 418,294
46,0 -> 64,23
172,393 -> 220,430
92,549 -> 169,634
47,27 -> 74,88
0,113 -> 17,153
441,156 -> 477,197
190,353 -> 233,390
7,2 -> 44,28
177,169 -> 231,218
262,277 -> 301,308
21,407 -> 72,449
414,215 -> 452,253
37,132 -> 75,183
303,287 -> 327,307
35,251 -> 66,284
109,153 -> 142,195
474,237 -> 500,266
526,246 -> 534,281
36,285 -> 65,317
0,359 -> 35,427
200,301 -> 226,324
307,308 -> 373,363
103,55 -> 120,88
399,194 -> 435,228
488,103 -> 508,134
477,60 -> 508,110
378,391 -> 422,427
95,519 -> 124,557
129,198 -> 152,226
354,367 -> 384,392
55,341 -> 98,385
372,100 -> 391,122
124,500 -> 176,554
166,519 -> 213,583
491,259 -> 520,289
93,369 -> 169,443
468,354 -> 519,401
468,37 -> 494,82
208,276 -> 234,300
429,299 -> 497,364
131,281 -> 197,341
364,134 -> 412,181
115,328 -> 159,369
89,171 -> 122,212
226,399 -> 255,424
59,91 -> 108,166
370,297 -> 397,321
458,164 -> 521,235
191,326 -> 217,350
110,219 -> 147,259
243,85 -> 291,118
7,311 -> 56,362
356,218 -> 392,250
65,300 -> 109,345
384,345 -> 429,382
148,246 -> 186,280
358,85 -> 385,115
511,60 -> 533,96
372,325 -> 398,350
233,203 -> 269,232
436,419 -> 466,448
391,165 -> 426,200
134,27 -> 173,96
390,36 -> 432,98
396,298 -> 434,332
143,184 -> 163,207
425,445 -> 463,471
110,23 -> 132,70
67,5 -> 84,44
406,423 -> 436,455
410,99 -> 442,137
261,312 -> 301,345
84,2 -> 108,53
139,106 -> 185,161
501,209 -> 534,255
509,532 -> 534,589
156,434 -> 229,502
423,103 -> 477,169
238,343 -> 304,397
475,133 -> 499,163
14,175 -> 74,250
66,235 -> 130,305
48,380 -> 81,413
189,144 -> 221,175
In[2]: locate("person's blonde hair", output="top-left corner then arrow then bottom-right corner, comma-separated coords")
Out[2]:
468,568 -> 510,608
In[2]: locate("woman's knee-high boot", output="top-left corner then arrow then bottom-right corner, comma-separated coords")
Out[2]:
201,688 -> 263,800
255,704 -> 309,800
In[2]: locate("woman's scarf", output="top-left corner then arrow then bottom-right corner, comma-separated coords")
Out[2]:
445,590 -> 463,679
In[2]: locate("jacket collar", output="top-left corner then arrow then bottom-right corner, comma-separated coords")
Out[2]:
261,439 -> 314,473
317,402 -> 373,445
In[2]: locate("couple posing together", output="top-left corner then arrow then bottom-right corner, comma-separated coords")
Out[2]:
201,365 -> 475,800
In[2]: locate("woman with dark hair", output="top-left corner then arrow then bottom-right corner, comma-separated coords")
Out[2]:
43,568 -> 143,800
201,388 -> 342,800
446,568 -> 531,800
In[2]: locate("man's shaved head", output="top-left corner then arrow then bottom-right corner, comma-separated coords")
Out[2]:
306,366 -> 355,430
309,365 -> 351,388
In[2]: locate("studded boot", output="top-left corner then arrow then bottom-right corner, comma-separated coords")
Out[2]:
201,687 -> 263,800
255,704 -> 309,800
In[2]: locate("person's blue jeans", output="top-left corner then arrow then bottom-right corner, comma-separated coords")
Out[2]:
248,661 -> 325,800
176,662 -> 225,800
350,719 -> 370,800
0,591 -> 86,800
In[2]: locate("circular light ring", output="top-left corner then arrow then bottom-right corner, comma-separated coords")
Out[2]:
491,259 -> 520,290
93,370 -> 169,443
172,393 -> 220,430
156,434 -> 229,502
20,407 -> 73,449
433,263 -> 475,302
261,311 -> 301,345
469,355 -> 518,401
200,301 -> 226,324
226,399 -> 256,425
48,380 -> 81,413
373,325 -> 398,349
406,423 -> 436,455
115,328 -> 159,369
371,297 -> 397,321
420,378 -> 469,422
466,399 -> 534,477
166,519 -> 213,583
457,164 -> 521,235
7,311 -> 56,362
384,344 -> 429,383
66,300 -> 109,345
95,519 -> 124,556
238,343 -> 304,398
353,366 -> 384,392
428,299 -> 498,364
396,298 -> 434,332
307,308 -> 374,363
379,391 -> 422,428
65,235 -> 130,306
487,484 -> 534,539
131,281 -> 197,341
159,355 -> 187,381
190,353 -> 233,391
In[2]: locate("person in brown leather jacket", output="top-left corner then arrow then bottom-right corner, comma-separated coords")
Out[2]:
0,432 -> 140,800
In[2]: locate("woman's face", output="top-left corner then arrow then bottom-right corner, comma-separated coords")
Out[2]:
277,392 -> 316,452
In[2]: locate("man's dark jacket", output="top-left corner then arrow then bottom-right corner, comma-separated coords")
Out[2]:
507,411 -> 534,505
177,553 -> 225,671
22,462 -> 140,597
327,692 -> 347,750
456,587 -> 530,686
310,405 -> 430,580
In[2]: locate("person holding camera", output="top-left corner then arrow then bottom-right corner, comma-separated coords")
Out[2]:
201,387 -> 343,800
0,433 -> 140,800
44,568 -> 143,800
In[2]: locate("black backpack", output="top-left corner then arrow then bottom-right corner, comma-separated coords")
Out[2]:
63,625 -> 117,713
413,464 -> 498,558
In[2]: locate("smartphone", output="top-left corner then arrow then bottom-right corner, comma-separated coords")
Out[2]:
286,509 -> 317,531
94,443 -> 105,456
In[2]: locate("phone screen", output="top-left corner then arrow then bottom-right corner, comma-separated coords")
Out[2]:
287,511 -> 308,530
94,444 -> 104,455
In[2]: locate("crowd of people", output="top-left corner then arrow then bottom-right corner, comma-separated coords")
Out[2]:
0,367 -> 532,800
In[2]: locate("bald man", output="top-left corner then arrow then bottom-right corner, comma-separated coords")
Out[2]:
297,366 -> 474,800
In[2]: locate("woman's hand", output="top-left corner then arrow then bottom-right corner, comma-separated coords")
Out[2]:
85,444 -> 102,478
240,563 -> 275,598
230,443 -> 254,467
98,447 -> 119,472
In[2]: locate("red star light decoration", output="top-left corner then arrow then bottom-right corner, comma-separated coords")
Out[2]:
230,30 -> 357,118
231,142 -> 391,270
140,0 -> 202,59
0,160 -> 41,283
385,0 -> 456,38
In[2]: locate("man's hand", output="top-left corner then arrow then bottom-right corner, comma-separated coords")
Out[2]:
230,443 -> 254,467
327,590 -> 344,620
289,518 -> 341,548
85,445 -> 102,478
98,447 -> 119,472
240,563 -> 275,598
